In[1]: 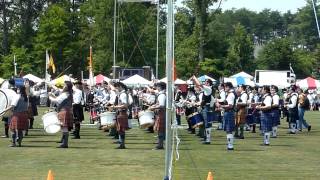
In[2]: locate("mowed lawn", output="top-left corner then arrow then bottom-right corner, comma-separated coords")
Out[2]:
0,107 -> 319,180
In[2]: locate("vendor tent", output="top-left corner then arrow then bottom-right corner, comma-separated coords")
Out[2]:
230,71 -> 253,79
23,74 -> 43,83
296,77 -> 320,89
122,74 -> 151,86
160,77 -> 187,85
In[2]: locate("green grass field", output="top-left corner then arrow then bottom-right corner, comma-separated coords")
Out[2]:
0,108 -> 319,180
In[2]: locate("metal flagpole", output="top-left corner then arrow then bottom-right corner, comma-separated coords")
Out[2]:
312,0 -> 320,39
13,54 -> 17,76
156,0 -> 160,79
113,0 -> 117,79
164,0 -> 174,179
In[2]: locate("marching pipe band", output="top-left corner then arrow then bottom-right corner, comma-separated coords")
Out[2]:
0,76 -> 314,151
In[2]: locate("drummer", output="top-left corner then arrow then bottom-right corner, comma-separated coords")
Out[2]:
72,81 -> 84,139
185,86 -> 197,134
2,86 -> 29,147
112,82 -> 130,149
143,86 -> 156,133
49,81 -> 74,148
149,82 -> 166,150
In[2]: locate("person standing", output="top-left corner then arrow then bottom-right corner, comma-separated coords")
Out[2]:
256,86 -> 273,146
235,85 -> 248,139
72,81 -> 84,139
149,82 -> 166,150
49,81 -> 74,148
297,89 -> 311,132
2,86 -> 29,147
217,82 -> 236,150
286,87 -> 299,134
113,82 -> 130,149
271,86 -> 280,138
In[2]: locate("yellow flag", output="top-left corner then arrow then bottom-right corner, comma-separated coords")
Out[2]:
49,54 -> 56,73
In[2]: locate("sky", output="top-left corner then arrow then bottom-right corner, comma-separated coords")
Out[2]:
176,0 -> 308,13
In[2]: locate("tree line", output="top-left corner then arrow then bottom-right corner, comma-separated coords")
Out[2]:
0,0 -> 319,80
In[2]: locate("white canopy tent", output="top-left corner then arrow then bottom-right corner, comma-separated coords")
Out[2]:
122,74 -> 151,86
23,74 -> 43,83
230,71 -> 254,80
160,77 -> 187,85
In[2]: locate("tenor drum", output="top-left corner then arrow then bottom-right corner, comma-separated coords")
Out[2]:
189,112 -> 203,128
0,89 -> 16,118
42,111 -> 61,134
100,112 -> 116,127
138,110 -> 155,128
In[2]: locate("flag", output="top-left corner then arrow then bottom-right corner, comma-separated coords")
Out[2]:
88,46 -> 94,87
48,54 -> 56,74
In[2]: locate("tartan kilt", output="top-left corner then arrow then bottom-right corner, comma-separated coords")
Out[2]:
154,109 -> 166,133
246,108 -> 255,125
58,108 -> 74,129
236,108 -> 247,126
116,111 -> 129,133
73,104 -> 84,122
9,112 -> 29,130
271,109 -> 280,126
260,111 -> 272,132
288,108 -> 298,123
223,111 -> 235,133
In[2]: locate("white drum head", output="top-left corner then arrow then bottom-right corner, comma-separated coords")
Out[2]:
0,90 -> 8,116
45,125 -> 61,134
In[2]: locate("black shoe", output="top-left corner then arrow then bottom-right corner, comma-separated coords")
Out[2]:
288,132 -> 296,134
202,142 -> 210,144
116,145 -> 126,149
57,144 -> 68,148
9,143 -> 16,147
29,127 -> 33,129
227,147 -> 234,151
308,126 -> 311,132
152,146 -> 164,150
239,136 -> 244,139
271,136 -> 277,138
261,143 -> 270,146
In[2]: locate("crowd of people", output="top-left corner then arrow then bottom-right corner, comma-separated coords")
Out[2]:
0,75 -> 319,151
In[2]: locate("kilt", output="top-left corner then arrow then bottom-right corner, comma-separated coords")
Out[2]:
116,111 -> 129,133
236,108 -> 247,126
58,108 -> 73,129
288,108 -> 298,123
73,104 -> 84,122
271,109 -> 280,126
154,108 -> 166,133
201,105 -> 213,128
223,111 -> 235,133
246,108 -> 255,125
9,111 -> 29,130
260,111 -> 272,132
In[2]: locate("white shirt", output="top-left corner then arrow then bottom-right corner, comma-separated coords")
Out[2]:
202,85 -> 212,96
108,90 -> 117,105
237,91 -> 248,104
226,90 -> 235,106
73,88 -> 83,104
218,90 -> 226,103
146,93 -> 156,105
50,92 -> 69,104
157,91 -> 166,107
118,91 -> 128,105
288,93 -> 298,108
272,94 -> 280,106
262,94 -> 272,107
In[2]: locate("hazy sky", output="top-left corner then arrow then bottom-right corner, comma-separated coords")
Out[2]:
176,0 -> 308,13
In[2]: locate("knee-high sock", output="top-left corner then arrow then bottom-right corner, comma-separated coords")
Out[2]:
205,128 -> 212,142
272,126 -> 277,137
227,134 -> 234,149
264,132 -> 270,144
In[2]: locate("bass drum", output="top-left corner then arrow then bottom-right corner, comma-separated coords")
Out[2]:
138,111 -> 155,128
0,89 -> 16,118
42,111 -> 61,134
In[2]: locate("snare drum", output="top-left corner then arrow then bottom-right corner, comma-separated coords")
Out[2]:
42,111 -> 61,134
100,112 -> 116,127
138,110 -> 155,128
188,112 -> 203,128
0,89 -> 16,118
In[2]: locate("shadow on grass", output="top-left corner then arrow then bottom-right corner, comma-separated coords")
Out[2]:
20,144 -> 52,148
